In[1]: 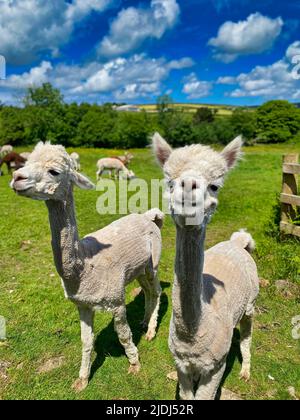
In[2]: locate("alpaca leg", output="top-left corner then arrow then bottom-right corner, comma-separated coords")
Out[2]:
239,314 -> 253,381
177,366 -> 194,400
195,363 -> 226,400
137,275 -> 152,328
113,306 -> 140,374
72,306 -> 95,393
97,169 -> 102,181
145,273 -> 161,341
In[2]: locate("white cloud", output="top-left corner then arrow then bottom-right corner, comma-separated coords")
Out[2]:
0,54 -> 194,103
209,13 -> 284,62
182,73 -> 212,99
3,61 -> 53,89
217,76 -> 236,85
218,41 -> 300,99
98,0 -> 180,57
0,0 -> 113,65
73,54 -> 193,99
286,41 -> 300,61
168,57 -> 195,69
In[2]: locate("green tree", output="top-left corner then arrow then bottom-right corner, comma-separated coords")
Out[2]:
231,108 -> 257,142
23,83 -> 64,108
256,100 -> 300,143
76,106 -> 118,147
114,112 -> 151,148
193,107 -> 215,124
0,106 -> 26,145
156,94 -> 173,114
23,83 -> 66,143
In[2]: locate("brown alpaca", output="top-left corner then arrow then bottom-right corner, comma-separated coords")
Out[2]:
111,152 -> 134,167
0,152 -> 26,175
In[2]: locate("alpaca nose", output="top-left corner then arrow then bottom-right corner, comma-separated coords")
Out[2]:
13,172 -> 28,183
180,177 -> 202,192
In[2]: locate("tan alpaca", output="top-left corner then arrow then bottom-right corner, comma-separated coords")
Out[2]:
116,152 -> 134,166
11,142 -> 163,392
153,133 -> 259,400
97,157 -> 135,180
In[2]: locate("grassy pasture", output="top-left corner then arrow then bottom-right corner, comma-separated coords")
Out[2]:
0,144 -> 299,400
139,103 -> 234,116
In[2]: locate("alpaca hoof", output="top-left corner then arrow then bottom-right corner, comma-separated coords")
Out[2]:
239,368 -> 251,382
128,363 -> 141,375
145,330 -> 156,341
72,378 -> 88,392
167,371 -> 178,381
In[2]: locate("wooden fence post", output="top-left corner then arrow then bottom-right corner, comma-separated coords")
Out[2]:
281,154 -> 299,229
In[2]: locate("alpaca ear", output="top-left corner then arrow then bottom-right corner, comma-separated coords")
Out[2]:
221,135 -> 243,170
72,172 -> 95,190
152,132 -> 173,167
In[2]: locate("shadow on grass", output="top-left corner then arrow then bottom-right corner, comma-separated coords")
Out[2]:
90,281 -> 170,380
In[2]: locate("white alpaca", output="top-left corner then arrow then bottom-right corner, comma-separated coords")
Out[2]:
97,158 -> 135,180
153,133 -> 259,400
11,142 -> 163,392
70,152 -> 81,171
0,145 -> 13,157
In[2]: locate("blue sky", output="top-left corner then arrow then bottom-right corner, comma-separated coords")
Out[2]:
0,0 -> 300,105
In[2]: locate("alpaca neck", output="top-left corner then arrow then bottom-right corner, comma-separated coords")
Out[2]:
173,225 -> 206,339
46,187 -> 84,282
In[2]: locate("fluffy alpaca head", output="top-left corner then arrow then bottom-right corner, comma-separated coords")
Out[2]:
152,132 -> 243,229
11,142 -> 94,201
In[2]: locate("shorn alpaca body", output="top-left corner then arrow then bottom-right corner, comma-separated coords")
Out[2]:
11,143 -> 163,392
97,157 -> 135,180
153,133 -> 259,400
0,152 -> 26,176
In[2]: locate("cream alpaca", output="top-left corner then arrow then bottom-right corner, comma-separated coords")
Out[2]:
11,142 -> 163,392
153,133 -> 259,400
70,152 -> 81,171
97,158 -> 135,180
0,145 -> 13,157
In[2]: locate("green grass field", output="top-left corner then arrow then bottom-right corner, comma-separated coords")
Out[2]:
0,145 -> 300,400
139,103 -> 234,116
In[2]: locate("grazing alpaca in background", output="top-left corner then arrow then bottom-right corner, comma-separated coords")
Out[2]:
70,152 -> 81,171
0,152 -> 26,175
0,145 -> 13,157
153,133 -> 259,400
97,157 -> 135,180
11,143 -> 163,392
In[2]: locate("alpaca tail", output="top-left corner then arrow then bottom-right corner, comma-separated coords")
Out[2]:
230,229 -> 255,254
145,208 -> 164,230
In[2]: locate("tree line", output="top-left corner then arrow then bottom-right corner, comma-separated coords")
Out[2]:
1,84 -> 300,148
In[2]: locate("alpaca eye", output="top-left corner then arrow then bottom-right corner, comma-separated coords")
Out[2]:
49,170 -> 60,177
210,185 -> 219,192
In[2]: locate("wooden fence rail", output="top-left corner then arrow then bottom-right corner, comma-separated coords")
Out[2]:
280,154 -> 300,238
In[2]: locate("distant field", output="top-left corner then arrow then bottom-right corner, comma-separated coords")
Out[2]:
139,103 -> 235,116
